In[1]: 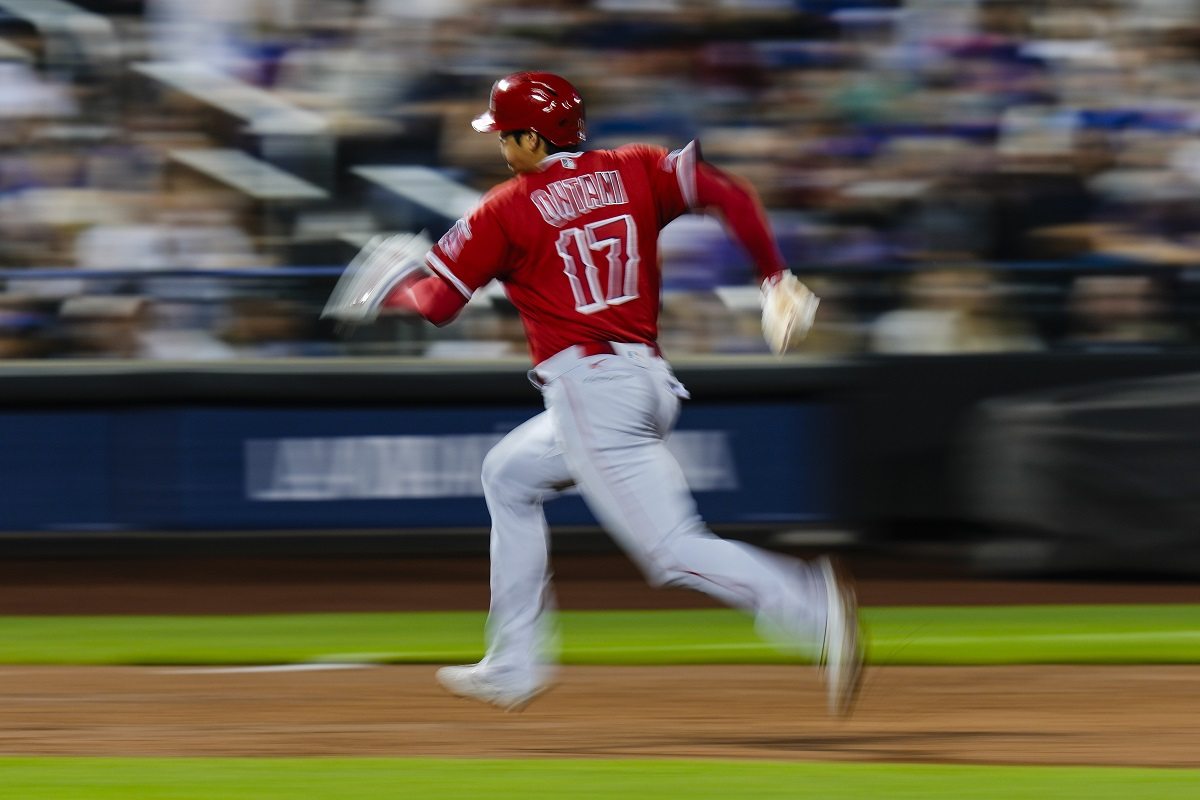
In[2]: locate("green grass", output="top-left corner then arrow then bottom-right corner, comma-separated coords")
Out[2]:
0,605 -> 1196,666
0,758 -> 1196,800
1,611 -> 1196,797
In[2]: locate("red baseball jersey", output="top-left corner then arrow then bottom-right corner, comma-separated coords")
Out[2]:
425,143 -> 703,364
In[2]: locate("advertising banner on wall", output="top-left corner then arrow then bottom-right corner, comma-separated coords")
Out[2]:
0,403 -> 836,532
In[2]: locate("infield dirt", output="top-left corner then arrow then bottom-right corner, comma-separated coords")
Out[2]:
0,551 -> 1195,767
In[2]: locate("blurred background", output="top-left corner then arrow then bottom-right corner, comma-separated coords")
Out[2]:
2,0 -> 1199,576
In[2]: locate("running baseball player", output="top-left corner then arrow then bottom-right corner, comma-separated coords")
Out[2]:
323,72 -> 862,715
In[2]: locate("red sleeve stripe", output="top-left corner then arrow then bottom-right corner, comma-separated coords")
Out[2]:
426,251 -> 472,299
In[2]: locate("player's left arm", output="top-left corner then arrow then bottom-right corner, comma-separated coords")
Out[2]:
689,151 -> 787,285
663,141 -> 819,353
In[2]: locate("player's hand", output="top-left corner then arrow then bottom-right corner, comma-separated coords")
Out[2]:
760,272 -> 820,355
321,231 -> 432,325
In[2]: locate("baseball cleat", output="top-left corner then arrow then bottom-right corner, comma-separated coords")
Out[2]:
435,665 -> 548,712
817,556 -> 865,717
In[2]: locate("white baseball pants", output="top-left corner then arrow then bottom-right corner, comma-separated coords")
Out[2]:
478,343 -> 828,692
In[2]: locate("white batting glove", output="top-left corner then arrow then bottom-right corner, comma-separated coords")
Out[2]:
760,272 -> 820,355
321,231 -> 433,325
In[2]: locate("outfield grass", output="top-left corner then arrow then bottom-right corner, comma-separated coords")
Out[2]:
0,758 -> 1196,800
0,605 -> 1196,666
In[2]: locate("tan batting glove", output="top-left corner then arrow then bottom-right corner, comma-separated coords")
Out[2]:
760,272 -> 820,355
322,231 -> 432,325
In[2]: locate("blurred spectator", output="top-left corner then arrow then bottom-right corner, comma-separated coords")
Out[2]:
58,295 -> 150,359
217,297 -> 327,358
146,0 -> 262,75
418,300 -> 528,360
1062,274 -> 1186,351
660,214 -> 753,290
0,296 -> 56,358
660,291 -> 765,356
73,184 -> 263,298
3,0 -> 1200,358
869,265 -> 1043,354
794,274 -> 870,356
67,183 -> 268,358
0,60 -> 78,121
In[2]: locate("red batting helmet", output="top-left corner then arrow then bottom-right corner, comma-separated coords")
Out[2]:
472,72 -> 586,147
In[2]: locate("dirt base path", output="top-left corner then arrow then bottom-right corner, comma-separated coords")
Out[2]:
0,664 -> 1197,766
1,552 -> 1197,767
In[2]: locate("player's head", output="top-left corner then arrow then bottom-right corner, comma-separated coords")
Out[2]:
472,71 -> 586,150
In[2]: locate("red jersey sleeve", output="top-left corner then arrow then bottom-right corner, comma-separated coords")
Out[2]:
424,195 -> 514,299
381,271 -> 467,326
624,140 -> 787,283
693,157 -> 788,283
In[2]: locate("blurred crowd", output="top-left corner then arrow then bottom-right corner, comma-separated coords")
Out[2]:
3,0 -> 1200,359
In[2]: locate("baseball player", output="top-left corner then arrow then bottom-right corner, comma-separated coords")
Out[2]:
323,72 -> 863,715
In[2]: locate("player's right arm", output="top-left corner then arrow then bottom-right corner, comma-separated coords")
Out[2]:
380,271 -> 467,326
693,162 -> 789,285
381,194 -> 514,326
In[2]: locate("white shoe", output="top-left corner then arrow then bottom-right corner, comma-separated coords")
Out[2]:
817,556 -> 864,717
435,664 -> 548,712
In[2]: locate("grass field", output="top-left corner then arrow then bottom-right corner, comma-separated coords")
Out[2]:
0,757 -> 1197,800
2,605 -> 1197,798
0,604 -> 1197,666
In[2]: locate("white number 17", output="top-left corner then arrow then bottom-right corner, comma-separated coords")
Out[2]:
555,214 -> 640,314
